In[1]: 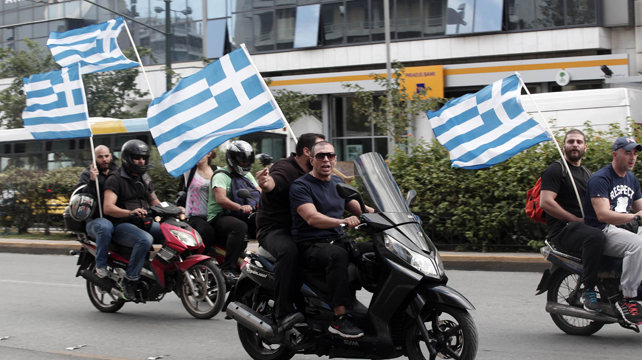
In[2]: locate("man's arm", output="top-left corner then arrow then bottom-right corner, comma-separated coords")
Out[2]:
256,168 -> 275,193
540,190 -> 583,222
630,198 -> 642,213
592,196 -> 642,225
345,200 -> 374,216
297,203 -> 360,229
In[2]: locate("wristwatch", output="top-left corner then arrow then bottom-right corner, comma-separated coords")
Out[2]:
635,215 -> 641,222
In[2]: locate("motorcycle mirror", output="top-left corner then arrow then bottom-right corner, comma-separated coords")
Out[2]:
406,190 -> 417,207
236,189 -> 252,199
175,191 -> 186,206
336,183 -> 367,214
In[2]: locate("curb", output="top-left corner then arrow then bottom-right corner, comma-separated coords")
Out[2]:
0,239 -> 549,272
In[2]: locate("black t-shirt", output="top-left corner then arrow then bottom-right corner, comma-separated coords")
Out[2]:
256,153 -> 306,236
289,173 -> 348,243
74,163 -> 117,219
540,160 -> 591,238
104,167 -> 157,224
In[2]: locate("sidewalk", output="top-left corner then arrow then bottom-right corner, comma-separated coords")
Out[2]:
0,238 -> 549,272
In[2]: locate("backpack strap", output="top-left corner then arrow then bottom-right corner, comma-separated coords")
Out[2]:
179,166 -> 198,192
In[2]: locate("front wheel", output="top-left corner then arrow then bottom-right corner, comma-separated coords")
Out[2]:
86,264 -> 125,313
547,269 -> 605,336
179,260 -> 226,319
404,304 -> 478,360
236,285 -> 295,360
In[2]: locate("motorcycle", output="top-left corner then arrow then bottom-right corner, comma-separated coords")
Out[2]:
66,197 -> 226,319
536,240 -> 642,335
225,152 -> 478,360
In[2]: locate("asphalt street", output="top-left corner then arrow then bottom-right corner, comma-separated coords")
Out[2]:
1,253 -> 640,360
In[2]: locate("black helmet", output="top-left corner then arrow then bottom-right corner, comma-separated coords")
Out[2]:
68,193 -> 96,222
226,140 -> 254,176
121,139 -> 150,176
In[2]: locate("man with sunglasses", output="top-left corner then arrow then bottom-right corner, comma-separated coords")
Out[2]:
290,141 -> 373,338
255,133 -> 325,330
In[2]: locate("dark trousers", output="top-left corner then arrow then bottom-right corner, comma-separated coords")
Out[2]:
550,222 -> 605,289
258,227 -> 299,318
210,215 -> 248,272
298,241 -> 351,309
188,216 -> 216,253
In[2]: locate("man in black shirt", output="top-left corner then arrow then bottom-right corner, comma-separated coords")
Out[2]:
255,133 -> 325,327
540,129 -> 605,312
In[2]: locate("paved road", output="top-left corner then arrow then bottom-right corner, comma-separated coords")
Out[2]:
1,253 -> 640,360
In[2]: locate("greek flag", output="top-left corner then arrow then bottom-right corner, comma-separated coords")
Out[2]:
427,75 -> 550,169
22,64 -> 92,140
47,17 -> 139,74
148,47 -> 286,178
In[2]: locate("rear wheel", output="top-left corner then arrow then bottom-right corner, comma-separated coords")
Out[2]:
547,269 -> 605,335
179,260 -> 226,319
404,304 -> 478,360
236,285 -> 295,360
86,264 -> 124,313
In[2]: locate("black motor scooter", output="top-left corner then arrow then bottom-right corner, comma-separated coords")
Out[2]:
225,152 -> 478,360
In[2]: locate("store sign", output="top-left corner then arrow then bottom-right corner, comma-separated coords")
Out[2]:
403,65 -> 444,98
555,70 -> 571,86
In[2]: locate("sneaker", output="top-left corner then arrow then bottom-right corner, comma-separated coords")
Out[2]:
95,267 -> 108,279
616,298 -> 642,325
121,278 -> 136,301
328,314 -> 364,338
580,288 -> 601,313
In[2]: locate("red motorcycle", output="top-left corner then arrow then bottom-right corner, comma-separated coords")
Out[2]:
66,200 -> 226,319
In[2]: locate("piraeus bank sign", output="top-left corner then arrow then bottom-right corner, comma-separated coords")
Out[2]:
403,66 -> 444,99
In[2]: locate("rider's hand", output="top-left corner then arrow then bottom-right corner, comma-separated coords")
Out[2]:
343,216 -> 360,229
89,164 -> 98,181
256,168 -> 273,191
239,205 -> 253,214
130,208 -> 147,217
178,206 -> 185,214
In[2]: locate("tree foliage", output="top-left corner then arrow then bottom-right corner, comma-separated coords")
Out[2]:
342,62 -> 445,141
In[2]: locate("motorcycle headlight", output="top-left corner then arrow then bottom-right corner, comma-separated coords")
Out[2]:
384,234 -> 442,279
170,229 -> 198,247
193,229 -> 203,247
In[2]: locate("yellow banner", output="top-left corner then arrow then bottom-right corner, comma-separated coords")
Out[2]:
402,65 -> 444,98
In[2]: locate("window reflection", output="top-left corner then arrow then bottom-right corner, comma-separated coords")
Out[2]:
371,0 -> 393,41
276,7 -> 296,49
346,0 -> 369,43
254,9 -> 275,51
396,0 -> 421,39
566,0 -> 595,25
321,2 -> 345,45
536,0 -> 564,28
424,0 -> 446,36
294,4 -> 321,48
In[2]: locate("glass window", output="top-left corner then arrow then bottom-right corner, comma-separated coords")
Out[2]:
346,0 -> 370,43
396,0 -> 421,39
18,8 -> 32,24
18,25 -> 33,40
536,0 -> 564,28
186,0 -> 204,21
321,2 -> 345,45
253,0 -> 275,9
207,19 -> 228,57
208,0 -> 228,18
14,143 -> 26,154
424,0 -> 446,36
253,9 -> 275,51
236,0 -> 254,12
231,12 -> 254,51
445,0 -> 472,34
506,0 -> 535,30
276,0 -> 297,5
371,0 -> 393,41
567,0 -> 596,25
473,0 -> 503,32
333,138 -> 372,161
33,22 -> 49,38
294,4 -> 321,48
276,8 -> 296,49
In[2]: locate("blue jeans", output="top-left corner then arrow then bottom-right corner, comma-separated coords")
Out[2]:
86,218 -> 114,269
112,222 -> 164,281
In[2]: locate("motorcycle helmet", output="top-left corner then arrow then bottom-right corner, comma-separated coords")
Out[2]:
121,139 -> 150,176
68,193 -> 96,222
226,140 -> 255,176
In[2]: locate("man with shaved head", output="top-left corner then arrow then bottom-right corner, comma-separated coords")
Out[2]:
75,145 -> 118,278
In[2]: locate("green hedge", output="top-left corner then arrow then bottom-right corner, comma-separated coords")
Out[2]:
387,121 -> 640,251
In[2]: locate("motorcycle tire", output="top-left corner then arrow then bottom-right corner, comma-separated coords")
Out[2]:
179,260 -> 226,319
404,304 -> 478,360
86,264 -> 125,313
547,269 -> 605,336
236,285 -> 295,360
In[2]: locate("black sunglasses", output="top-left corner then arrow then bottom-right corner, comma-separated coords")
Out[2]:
131,154 -> 147,161
314,152 -> 336,161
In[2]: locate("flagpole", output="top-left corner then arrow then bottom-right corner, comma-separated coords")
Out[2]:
88,136 -> 103,218
516,72 -> 584,218
240,44 -> 298,145
122,19 -> 155,99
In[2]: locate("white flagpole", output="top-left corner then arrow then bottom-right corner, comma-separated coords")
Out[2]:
122,19 -> 155,100
516,72 -> 584,218
88,136 -> 103,218
240,43 -> 298,145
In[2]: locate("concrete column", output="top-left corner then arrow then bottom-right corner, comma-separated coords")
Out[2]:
636,0 -> 642,74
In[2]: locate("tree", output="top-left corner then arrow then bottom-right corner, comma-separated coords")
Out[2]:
0,39 -> 152,127
272,88 -> 320,123
342,62 -> 444,142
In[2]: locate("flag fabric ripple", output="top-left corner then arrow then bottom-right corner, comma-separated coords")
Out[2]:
22,64 -> 92,140
147,47 -> 286,178
47,17 -> 139,74
427,74 -> 550,169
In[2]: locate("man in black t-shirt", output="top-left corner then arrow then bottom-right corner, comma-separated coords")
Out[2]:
255,133 -> 325,327
540,129 -> 605,313
290,141 -> 373,339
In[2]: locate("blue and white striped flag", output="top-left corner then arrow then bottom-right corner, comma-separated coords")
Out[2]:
148,47 -> 286,178
22,64 -> 92,140
47,17 -> 139,74
427,75 -> 550,169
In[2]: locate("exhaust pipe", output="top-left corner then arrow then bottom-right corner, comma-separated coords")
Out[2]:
545,301 -> 619,323
226,301 -> 277,339
80,270 -> 113,292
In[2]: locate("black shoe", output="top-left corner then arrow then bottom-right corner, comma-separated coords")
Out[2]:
121,278 -> 136,301
580,288 -> 601,313
616,298 -> 642,325
222,270 -> 239,287
277,312 -> 305,333
328,314 -> 364,338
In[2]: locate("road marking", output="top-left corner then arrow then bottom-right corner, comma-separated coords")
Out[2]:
0,279 -> 84,288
